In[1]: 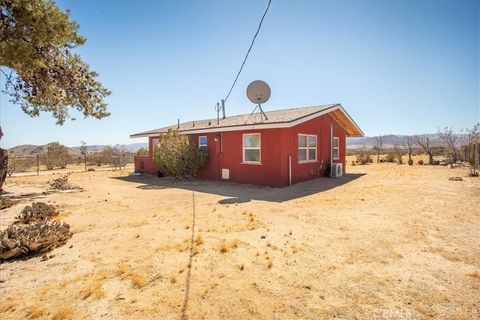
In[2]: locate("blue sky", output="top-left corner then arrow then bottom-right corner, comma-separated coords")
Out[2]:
0,0 -> 478,148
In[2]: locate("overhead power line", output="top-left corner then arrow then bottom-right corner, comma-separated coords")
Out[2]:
223,0 -> 272,103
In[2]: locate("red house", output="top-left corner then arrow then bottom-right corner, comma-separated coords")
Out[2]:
130,104 -> 363,187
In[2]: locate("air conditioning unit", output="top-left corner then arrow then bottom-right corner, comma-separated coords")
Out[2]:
330,163 -> 343,178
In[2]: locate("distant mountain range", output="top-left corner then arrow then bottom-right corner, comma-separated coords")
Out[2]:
346,133 -> 467,149
6,133 -> 468,155
8,143 -> 148,156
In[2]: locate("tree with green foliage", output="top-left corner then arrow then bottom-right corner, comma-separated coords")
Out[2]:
154,130 -> 206,177
0,0 -> 110,191
45,142 -> 70,169
0,0 -> 111,124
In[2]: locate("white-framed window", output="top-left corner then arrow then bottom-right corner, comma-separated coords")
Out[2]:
332,136 -> 340,160
243,133 -> 261,164
298,134 -> 317,163
198,136 -> 208,154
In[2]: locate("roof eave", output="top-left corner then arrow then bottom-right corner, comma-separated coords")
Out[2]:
130,104 -> 364,138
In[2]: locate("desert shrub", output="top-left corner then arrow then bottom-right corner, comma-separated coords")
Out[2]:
355,149 -> 372,165
154,130 -> 206,177
385,152 -> 396,163
418,159 -> 424,165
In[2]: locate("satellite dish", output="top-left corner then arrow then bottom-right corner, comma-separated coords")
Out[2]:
246,80 -> 271,104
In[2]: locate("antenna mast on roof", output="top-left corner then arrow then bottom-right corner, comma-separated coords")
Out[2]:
215,102 -> 220,125
221,99 -> 226,119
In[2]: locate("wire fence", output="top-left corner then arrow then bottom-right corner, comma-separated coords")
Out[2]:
7,153 -> 134,177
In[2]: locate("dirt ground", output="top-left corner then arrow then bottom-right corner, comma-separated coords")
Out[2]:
0,163 -> 479,319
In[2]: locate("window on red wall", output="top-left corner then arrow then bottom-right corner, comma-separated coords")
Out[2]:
198,136 -> 208,154
243,133 -> 261,163
298,134 -> 317,163
332,137 -> 340,159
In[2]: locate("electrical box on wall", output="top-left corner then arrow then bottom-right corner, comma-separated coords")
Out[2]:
222,169 -> 230,180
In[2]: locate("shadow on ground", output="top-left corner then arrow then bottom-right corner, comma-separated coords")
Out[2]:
112,173 -> 365,203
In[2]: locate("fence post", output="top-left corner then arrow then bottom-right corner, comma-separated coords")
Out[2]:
475,143 -> 479,173
36,154 -> 39,176
84,154 -> 87,172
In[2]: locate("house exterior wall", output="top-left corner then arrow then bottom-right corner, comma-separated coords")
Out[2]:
289,113 -> 346,185
132,136 -> 163,174
133,113 -> 347,187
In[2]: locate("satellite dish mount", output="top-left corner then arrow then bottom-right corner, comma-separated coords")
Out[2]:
246,80 -> 271,122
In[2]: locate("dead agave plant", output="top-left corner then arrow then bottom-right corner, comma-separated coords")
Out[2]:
15,202 -> 59,224
0,221 -> 73,261
49,175 -> 73,190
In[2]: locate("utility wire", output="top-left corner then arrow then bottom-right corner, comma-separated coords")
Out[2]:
223,0 -> 272,103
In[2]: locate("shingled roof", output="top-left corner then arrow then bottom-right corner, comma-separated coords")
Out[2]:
130,104 -> 363,138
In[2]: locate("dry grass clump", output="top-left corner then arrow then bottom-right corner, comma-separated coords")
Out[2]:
156,238 -> 190,253
195,235 -> 204,245
52,307 -> 74,320
230,239 -> 240,249
117,265 -> 149,288
0,299 -> 18,313
467,271 -> 480,279
25,303 -> 46,319
80,280 -> 106,299
0,196 -> 19,210
246,212 -> 262,230
219,240 -> 229,253
202,211 -> 264,233
218,239 -> 242,253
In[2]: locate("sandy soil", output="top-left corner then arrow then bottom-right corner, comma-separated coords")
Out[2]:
0,163 -> 478,319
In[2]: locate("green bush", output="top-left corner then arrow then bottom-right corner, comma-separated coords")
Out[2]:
153,130 -> 206,177
136,147 -> 149,156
